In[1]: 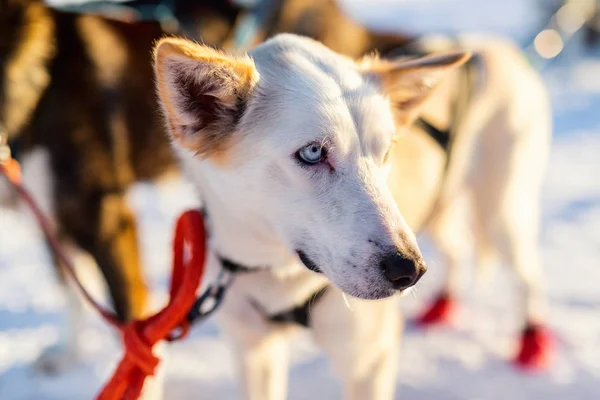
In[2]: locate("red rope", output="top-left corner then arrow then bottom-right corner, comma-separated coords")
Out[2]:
1,158 -> 207,400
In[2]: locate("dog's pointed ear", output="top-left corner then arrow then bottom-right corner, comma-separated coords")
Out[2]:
153,38 -> 259,157
360,51 -> 471,125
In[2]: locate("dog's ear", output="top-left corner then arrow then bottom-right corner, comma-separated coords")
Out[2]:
360,51 -> 470,125
154,37 -> 259,157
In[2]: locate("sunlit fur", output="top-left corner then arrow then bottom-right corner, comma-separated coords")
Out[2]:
154,34 -> 468,400
155,35 -> 468,300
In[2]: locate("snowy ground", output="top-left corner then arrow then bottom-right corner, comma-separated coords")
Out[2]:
1,0 -> 600,399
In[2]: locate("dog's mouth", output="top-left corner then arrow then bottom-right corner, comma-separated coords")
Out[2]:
296,250 -> 322,273
295,250 -> 421,300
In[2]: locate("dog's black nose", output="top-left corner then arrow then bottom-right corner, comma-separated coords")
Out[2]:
379,252 -> 426,290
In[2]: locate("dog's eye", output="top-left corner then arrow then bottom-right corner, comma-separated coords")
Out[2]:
296,143 -> 327,165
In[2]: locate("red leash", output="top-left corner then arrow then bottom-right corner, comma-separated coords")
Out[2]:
1,156 -> 207,400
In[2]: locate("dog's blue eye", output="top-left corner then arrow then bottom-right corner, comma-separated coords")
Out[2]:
296,143 -> 326,165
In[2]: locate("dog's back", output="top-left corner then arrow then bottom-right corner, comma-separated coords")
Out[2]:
403,34 -> 551,217
1,0 -> 174,183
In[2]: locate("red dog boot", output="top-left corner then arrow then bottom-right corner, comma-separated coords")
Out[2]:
416,292 -> 456,326
514,323 -> 553,370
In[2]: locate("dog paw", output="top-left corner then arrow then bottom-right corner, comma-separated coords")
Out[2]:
514,323 -> 553,370
415,292 -> 456,326
33,344 -> 80,375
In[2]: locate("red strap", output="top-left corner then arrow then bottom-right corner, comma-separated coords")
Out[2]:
1,158 -> 21,184
2,159 -> 122,327
97,210 -> 206,400
1,158 -> 207,400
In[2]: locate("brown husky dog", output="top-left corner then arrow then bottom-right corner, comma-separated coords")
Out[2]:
0,0 -> 241,371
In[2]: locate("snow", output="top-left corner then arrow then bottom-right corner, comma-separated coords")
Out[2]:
1,0 -> 600,398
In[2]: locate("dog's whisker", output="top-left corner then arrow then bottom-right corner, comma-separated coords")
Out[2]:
410,287 -> 419,300
341,292 -> 354,311
308,285 -> 330,318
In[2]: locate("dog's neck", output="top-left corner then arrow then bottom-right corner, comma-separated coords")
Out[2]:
206,201 -> 293,269
183,156 -> 297,269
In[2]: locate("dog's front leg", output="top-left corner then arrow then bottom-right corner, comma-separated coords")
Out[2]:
311,288 -> 401,400
236,332 -> 289,400
218,294 -> 290,400
33,240 -> 91,374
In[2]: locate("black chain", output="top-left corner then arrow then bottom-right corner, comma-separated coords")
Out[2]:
185,270 -> 234,326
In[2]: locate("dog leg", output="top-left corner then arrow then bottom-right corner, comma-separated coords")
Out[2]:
492,194 -> 546,325
16,148 -> 86,374
471,111 -> 551,368
90,193 -> 148,322
39,191 -> 148,375
237,333 -> 289,400
475,181 -> 552,368
417,195 -> 471,325
471,211 -> 499,289
430,197 -> 472,295
34,242 -> 88,374
493,192 -> 551,368
218,293 -> 290,400
312,288 -> 400,400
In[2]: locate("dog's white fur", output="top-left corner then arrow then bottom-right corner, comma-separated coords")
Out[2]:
413,35 -> 551,324
154,35 -> 462,301
154,33 -> 550,399
153,33 -> 473,400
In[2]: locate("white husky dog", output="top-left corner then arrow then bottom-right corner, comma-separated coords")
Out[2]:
153,32 -> 548,399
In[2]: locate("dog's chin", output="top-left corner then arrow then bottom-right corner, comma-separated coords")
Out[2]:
295,251 -> 403,300
330,280 -> 400,300
349,287 -> 399,301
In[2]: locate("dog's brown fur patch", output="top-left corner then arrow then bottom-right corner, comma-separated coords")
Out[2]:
2,1 -> 55,136
98,194 -> 147,320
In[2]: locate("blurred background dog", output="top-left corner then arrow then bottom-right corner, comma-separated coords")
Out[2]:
0,0 -> 250,372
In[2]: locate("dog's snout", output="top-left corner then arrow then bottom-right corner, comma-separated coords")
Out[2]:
379,252 -> 426,290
